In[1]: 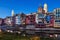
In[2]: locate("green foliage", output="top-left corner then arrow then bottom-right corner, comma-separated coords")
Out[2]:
0,33 -> 56,40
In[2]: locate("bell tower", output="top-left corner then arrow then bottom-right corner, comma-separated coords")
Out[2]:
38,4 -> 43,13
44,3 -> 48,13
11,10 -> 14,16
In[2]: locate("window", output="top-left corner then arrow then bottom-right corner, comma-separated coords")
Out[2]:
55,20 -> 60,22
38,22 -> 43,24
38,14 -> 44,18
45,15 -> 51,22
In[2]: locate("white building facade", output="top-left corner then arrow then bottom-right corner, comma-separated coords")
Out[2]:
54,8 -> 60,27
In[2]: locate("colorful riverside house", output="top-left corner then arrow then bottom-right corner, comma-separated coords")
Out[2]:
11,16 -> 16,26
45,13 -> 51,27
0,18 -> 3,26
20,13 -> 26,25
49,13 -> 54,27
53,8 -> 60,27
15,14 -> 21,26
25,13 -> 36,25
25,13 -> 36,31
4,16 -> 15,26
45,13 -> 54,27
5,17 -> 11,26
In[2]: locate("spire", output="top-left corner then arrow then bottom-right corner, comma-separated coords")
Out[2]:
38,4 -> 43,13
39,4 -> 43,8
11,10 -> 14,16
44,3 -> 48,13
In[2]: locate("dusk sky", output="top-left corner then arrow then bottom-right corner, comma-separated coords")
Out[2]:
0,0 -> 60,18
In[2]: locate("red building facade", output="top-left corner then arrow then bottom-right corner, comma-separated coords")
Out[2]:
25,14 -> 36,25
50,15 -> 54,27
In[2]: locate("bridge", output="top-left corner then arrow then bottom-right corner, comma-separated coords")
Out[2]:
25,28 -> 60,34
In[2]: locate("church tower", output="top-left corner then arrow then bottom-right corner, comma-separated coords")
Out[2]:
44,3 -> 48,13
11,10 -> 14,16
38,4 -> 43,13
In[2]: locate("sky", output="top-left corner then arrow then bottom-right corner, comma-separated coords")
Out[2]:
0,0 -> 60,18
